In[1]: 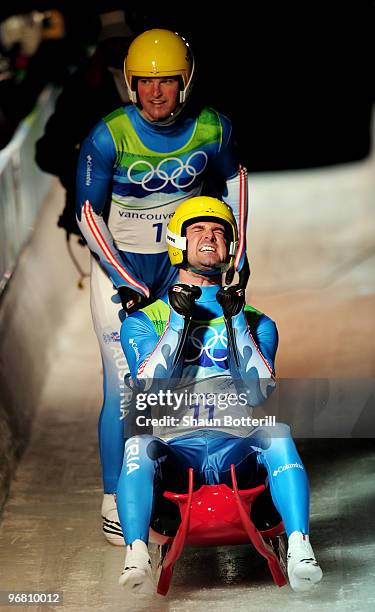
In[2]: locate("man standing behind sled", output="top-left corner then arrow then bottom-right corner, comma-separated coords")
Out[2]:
75,29 -> 249,540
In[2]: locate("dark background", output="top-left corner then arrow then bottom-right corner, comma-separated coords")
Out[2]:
127,0 -> 374,171
1,0 -> 374,170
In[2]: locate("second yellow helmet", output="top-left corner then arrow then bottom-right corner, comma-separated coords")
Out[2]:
124,29 -> 194,104
166,196 -> 238,271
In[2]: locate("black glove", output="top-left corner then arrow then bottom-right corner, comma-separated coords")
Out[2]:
225,256 -> 251,288
118,286 -> 152,315
216,284 -> 245,318
168,283 -> 202,317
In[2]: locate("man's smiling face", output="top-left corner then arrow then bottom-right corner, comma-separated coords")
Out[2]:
137,77 -> 180,121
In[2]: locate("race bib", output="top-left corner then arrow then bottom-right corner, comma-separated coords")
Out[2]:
108,188 -> 201,253
108,200 -> 177,254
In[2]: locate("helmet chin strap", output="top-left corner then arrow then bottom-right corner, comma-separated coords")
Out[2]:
184,263 -> 227,276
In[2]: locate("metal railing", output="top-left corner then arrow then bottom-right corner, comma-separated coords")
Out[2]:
0,87 -> 57,294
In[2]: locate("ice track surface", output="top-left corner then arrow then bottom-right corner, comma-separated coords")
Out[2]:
1,139 -> 375,610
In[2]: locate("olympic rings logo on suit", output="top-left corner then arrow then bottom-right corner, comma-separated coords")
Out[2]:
127,151 -> 208,192
185,325 -> 228,364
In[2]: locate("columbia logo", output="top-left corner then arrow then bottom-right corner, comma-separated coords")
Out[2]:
85,155 -> 93,186
273,462 -> 304,477
129,338 -> 140,360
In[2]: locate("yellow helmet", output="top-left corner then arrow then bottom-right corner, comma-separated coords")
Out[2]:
166,196 -> 238,271
124,29 -> 194,104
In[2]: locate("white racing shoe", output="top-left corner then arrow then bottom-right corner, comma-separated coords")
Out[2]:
101,494 -> 125,546
119,540 -> 155,596
287,531 -> 323,592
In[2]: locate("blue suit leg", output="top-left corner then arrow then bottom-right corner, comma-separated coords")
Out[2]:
91,257 -> 131,493
97,347 -> 132,493
250,423 -> 309,536
117,434 -> 195,545
116,435 -> 166,545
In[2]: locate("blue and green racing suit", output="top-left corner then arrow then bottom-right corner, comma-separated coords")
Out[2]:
116,285 -> 310,544
75,104 -> 248,493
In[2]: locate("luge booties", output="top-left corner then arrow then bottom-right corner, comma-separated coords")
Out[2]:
101,494 -> 124,546
287,531 -> 323,592
119,539 -> 155,595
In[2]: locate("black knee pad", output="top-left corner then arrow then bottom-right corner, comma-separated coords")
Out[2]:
147,439 -> 169,460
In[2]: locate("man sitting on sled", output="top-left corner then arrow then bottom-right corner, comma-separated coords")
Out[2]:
116,195 -> 323,594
